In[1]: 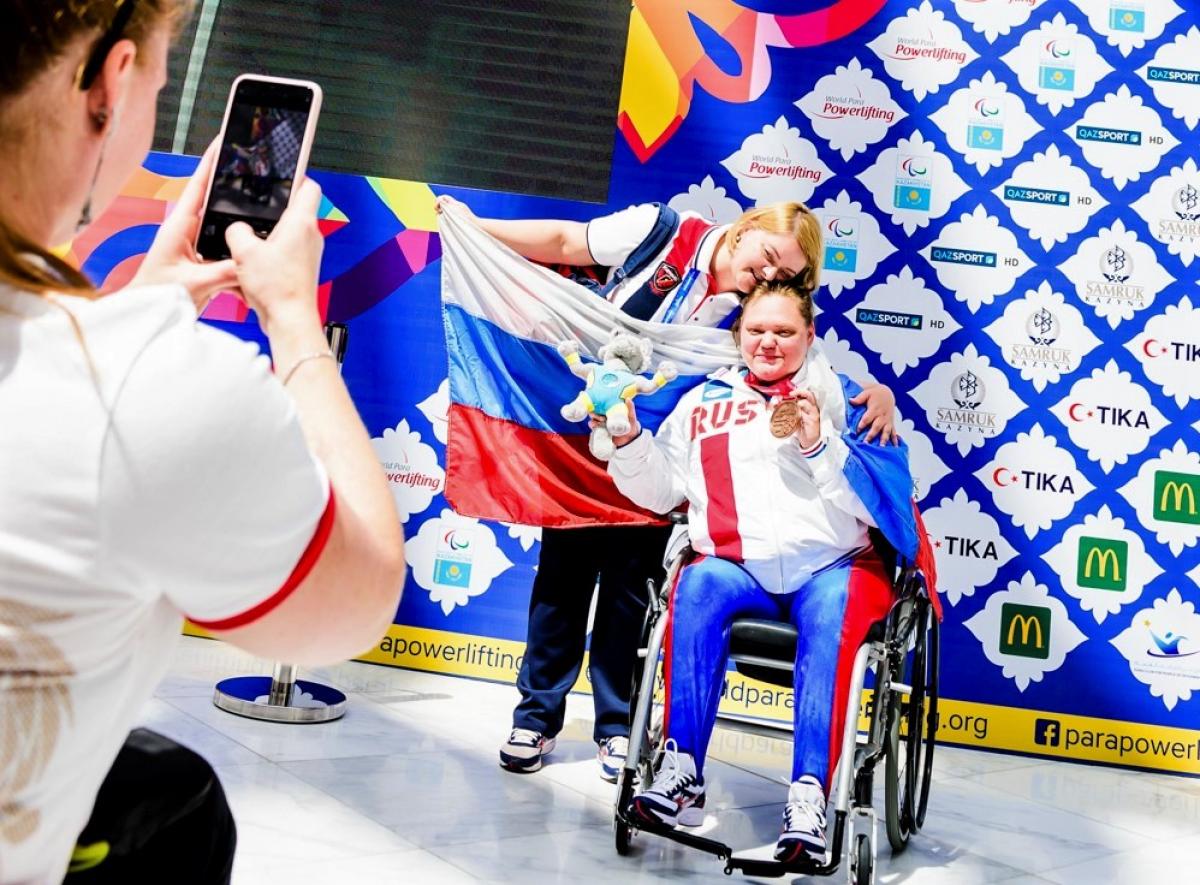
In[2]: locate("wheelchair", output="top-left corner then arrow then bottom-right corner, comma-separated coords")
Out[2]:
612,522 -> 940,883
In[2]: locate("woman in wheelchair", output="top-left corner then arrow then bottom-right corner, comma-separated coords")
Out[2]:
603,279 -> 922,865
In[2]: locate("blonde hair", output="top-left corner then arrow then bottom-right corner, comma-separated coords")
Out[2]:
727,202 -> 822,295
0,0 -> 193,298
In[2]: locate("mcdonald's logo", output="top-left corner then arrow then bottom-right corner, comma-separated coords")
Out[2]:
1153,471 -> 1200,525
999,603 -> 1051,660
1076,536 -> 1127,592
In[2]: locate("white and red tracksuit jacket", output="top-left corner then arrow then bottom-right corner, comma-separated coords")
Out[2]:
608,357 -> 876,595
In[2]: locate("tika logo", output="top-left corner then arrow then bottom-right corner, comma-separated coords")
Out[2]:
1066,403 -> 1151,429
1136,339 -> 1200,361
991,467 -> 1077,494
935,535 -> 1000,561
1000,603 -> 1052,660
1034,718 -> 1062,747
1077,536 -> 1128,592
651,261 -> 682,295
1153,471 -> 1200,525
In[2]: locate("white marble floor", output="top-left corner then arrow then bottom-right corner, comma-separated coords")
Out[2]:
142,637 -> 1200,884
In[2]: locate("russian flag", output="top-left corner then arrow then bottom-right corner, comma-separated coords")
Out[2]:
439,208 -> 738,527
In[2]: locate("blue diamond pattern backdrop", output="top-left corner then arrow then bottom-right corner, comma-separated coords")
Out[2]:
93,1 -> 1198,769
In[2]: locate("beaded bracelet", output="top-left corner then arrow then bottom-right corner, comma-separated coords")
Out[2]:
282,351 -> 336,386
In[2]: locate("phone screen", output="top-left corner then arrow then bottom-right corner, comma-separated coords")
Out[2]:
197,78 -> 316,260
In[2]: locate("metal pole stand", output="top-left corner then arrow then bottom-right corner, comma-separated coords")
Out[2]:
213,323 -> 352,724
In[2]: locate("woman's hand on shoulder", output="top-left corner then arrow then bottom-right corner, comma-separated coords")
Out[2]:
131,142 -> 238,311
850,383 -> 899,445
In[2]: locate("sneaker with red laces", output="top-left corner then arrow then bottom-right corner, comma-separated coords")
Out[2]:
774,775 -> 828,863
628,739 -> 706,827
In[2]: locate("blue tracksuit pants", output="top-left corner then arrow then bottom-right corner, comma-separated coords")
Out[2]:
663,550 -> 893,791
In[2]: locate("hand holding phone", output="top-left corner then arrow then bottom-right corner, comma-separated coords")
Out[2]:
196,75 -> 322,260
224,178 -> 325,334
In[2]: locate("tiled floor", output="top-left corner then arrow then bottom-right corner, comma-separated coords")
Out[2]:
143,637 -> 1200,884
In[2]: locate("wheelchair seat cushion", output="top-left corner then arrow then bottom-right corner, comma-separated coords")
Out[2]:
730,617 -> 887,665
730,619 -> 798,661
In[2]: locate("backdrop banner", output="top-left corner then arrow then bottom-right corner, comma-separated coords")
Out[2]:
97,0 -> 1198,774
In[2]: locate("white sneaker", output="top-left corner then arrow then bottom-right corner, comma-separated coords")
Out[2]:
774,775 -> 828,863
499,728 -> 556,773
628,739 -> 706,827
598,736 -> 628,782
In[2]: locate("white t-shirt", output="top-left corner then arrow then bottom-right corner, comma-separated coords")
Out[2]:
585,203 -> 739,328
0,282 -> 331,885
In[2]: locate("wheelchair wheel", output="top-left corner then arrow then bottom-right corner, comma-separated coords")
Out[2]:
614,809 -> 633,855
851,832 -> 874,885
914,613 -> 939,830
884,597 -> 937,850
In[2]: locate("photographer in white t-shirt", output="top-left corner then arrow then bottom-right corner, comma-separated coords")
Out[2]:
0,3 -> 405,883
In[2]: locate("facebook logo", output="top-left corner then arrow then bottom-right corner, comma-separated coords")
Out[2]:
1034,718 -> 1061,747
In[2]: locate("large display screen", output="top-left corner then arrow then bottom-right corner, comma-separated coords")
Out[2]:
155,0 -> 629,202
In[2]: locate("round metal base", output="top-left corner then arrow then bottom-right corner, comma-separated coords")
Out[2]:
213,676 -> 348,723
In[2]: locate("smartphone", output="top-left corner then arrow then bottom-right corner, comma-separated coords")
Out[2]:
196,74 -> 322,260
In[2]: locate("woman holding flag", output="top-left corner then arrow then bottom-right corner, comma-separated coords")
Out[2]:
435,195 -> 897,781
606,279 -> 919,864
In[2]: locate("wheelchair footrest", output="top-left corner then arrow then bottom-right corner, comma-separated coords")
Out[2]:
724,855 -> 830,879
619,810 -> 839,879
624,815 -> 732,858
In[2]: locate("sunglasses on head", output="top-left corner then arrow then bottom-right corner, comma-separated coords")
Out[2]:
76,0 -> 139,90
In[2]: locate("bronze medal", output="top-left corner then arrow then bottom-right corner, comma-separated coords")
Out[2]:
769,399 -> 800,439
